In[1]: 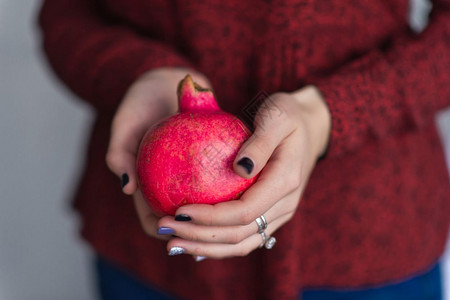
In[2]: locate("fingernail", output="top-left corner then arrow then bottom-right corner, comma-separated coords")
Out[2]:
237,157 -> 254,174
175,214 -> 192,222
121,173 -> 129,189
195,256 -> 207,262
157,227 -> 175,235
168,247 -> 185,256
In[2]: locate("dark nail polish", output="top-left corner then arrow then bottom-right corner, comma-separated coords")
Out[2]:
121,173 -> 129,189
175,214 -> 192,222
237,157 -> 254,174
157,227 -> 175,235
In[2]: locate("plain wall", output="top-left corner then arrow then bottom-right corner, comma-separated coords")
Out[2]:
0,1 -> 96,299
0,1 -> 448,299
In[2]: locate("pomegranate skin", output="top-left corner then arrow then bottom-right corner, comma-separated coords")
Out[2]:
137,75 -> 257,216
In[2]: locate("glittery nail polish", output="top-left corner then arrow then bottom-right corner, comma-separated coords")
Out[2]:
157,227 -> 175,235
237,157 -> 254,174
168,247 -> 186,256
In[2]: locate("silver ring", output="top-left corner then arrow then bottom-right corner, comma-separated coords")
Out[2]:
265,237 -> 277,249
259,232 -> 267,248
260,215 -> 268,230
255,215 -> 268,233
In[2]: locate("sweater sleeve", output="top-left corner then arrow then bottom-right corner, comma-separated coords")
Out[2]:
314,0 -> 450,158
38,0 -> 193,112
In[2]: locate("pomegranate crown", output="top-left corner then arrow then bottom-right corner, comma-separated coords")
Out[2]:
177,75 -> 220,113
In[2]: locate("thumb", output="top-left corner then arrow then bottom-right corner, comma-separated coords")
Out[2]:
233,97 -> 293,179
106,99 -> 168,195
106,117 -> 148,195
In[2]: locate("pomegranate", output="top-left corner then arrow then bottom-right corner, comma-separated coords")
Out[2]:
137,75 -> 257,215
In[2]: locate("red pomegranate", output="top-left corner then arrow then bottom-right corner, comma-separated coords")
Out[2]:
137,75 -> 257,215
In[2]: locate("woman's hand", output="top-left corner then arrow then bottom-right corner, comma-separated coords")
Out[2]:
105,67 -> 211,240
157,86 -> 331,258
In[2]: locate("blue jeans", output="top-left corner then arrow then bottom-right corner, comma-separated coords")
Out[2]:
95,257 -> 443,300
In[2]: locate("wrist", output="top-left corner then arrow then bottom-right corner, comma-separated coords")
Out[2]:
290,85 -> 331,159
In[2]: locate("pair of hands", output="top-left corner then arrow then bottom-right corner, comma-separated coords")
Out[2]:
106,68 -> 331,260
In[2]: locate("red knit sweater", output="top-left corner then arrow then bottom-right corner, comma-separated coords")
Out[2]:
39,0 -> 450,299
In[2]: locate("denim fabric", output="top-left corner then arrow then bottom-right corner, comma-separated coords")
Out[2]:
95,257 -> 177,300
301,263 -> 442,300
95,257 -> 442,300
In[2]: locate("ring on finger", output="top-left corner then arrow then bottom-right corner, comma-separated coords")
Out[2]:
259,231 -> 267,248
255,215 -> 268,233
265,236 -> 277,249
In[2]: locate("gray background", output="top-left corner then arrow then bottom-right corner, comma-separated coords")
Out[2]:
0,0 -> 449,299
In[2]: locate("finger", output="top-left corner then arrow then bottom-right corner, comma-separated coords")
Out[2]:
133,190 -> 169,241
166,212 -> 292,259
159,217 -> 254,244
159,189 -> 300,244
175,131 -> 303,226
106,98 -> 167,195
234,93 -> 295,179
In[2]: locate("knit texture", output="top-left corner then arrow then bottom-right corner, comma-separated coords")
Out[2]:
39,0 -> 450,299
